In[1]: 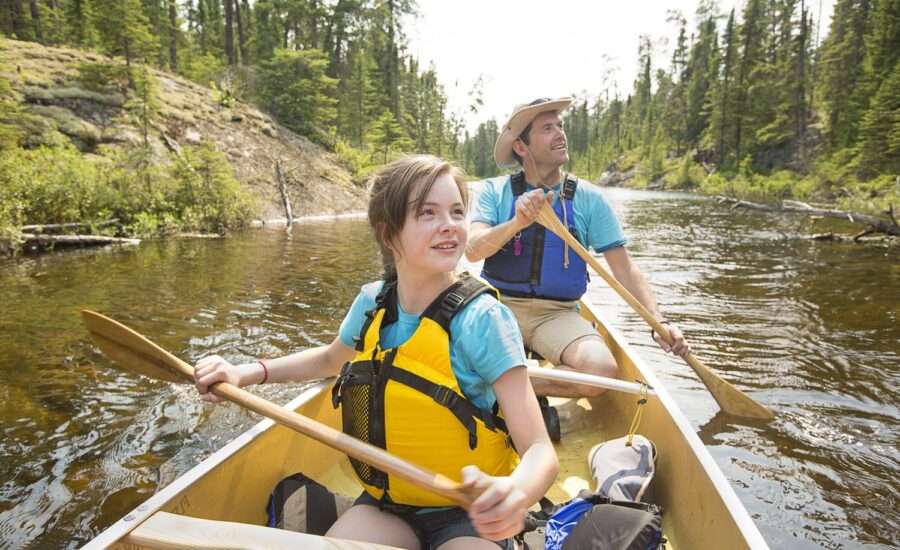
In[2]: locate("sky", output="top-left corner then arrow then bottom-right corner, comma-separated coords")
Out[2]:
406,0 -> 835,134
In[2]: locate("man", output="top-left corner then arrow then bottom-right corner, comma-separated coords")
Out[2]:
466,97 -> 691,400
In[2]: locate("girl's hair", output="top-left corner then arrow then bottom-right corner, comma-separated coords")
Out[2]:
366,154 -> 468,280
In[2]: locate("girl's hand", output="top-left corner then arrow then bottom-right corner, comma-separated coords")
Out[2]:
193,355 -> 260,404
461,465 -> 528,541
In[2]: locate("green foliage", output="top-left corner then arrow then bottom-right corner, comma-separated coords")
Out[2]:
76,63 -> 132,95
93,0 -> 158,67
0,54 -> 24,150
258,48 -> 338,141
0,138 -> 255,250
367,110 -> 413,165
169,141 -> 256,233
664,154 -> 705,189
854,61 -> 900,177
0,145 -> 116,228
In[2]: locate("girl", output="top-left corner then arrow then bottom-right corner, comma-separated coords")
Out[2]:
194,155 -> 558,549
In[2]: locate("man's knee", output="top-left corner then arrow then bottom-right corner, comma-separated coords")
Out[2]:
563,337 -> 619,396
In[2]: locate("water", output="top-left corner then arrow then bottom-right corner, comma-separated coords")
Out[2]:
0,190 -> 897,548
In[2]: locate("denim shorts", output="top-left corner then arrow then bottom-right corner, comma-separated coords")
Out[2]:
354,491 -> 513,549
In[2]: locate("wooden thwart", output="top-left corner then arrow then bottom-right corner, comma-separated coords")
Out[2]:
526,363 -> 656,396
123,511 -> 401,550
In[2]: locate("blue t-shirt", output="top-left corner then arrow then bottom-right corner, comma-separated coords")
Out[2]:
338,281 -> 527,410
471,174 -> 627,253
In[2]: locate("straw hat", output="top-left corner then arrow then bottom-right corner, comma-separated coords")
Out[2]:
494,97 -> 572,167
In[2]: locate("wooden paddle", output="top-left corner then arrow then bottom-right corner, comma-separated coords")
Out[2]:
80,310 -> 480,507
534,203 -> 775,420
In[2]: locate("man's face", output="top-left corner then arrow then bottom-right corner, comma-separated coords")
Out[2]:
522,110 -> 568,168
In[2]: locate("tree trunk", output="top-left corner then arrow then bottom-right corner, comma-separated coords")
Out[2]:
233,0 -> 247,65
168,0 -> 178,70
28,0 -> 42,41
224,0 -> 234,65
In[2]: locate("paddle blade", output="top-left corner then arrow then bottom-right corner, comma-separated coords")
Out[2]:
81,310 -> 193,385
688,354 -> 774,420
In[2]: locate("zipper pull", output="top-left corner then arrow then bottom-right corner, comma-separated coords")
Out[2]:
513,233 -> 522,257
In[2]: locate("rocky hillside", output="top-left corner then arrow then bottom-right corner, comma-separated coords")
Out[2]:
2,39 -> 365,221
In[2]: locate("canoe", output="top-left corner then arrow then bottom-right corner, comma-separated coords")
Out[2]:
83,296 -> 768,550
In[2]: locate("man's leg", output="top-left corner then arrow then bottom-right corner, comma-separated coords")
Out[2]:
528,308 -> 619,398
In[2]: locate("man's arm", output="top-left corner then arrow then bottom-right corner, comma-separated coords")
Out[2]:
603,246 -> 691,356
466,189 -> 551,262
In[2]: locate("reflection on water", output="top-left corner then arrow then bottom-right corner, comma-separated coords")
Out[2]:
0,191 -> 897,548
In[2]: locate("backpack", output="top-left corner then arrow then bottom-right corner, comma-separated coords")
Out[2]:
589,434 -> 657,503
266,472 -> 355,535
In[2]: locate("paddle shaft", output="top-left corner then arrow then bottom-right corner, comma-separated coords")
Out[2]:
81,311 -> 478,507
535,205 -> 774,420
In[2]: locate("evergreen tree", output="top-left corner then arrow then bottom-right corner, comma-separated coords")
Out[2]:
817,0 -> 871,150
258,48 -> 338,139
94,0 -> 158,71
367,109 -> 412,163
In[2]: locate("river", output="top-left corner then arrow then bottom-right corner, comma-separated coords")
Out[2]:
0,188 -> 896,548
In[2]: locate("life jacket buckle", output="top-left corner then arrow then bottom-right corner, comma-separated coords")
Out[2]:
432,385 -> 458,408
441,291 -> 465,311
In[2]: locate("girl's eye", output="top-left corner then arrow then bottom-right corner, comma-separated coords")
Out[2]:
418,209 -> 434,217
452,209 -> 465,217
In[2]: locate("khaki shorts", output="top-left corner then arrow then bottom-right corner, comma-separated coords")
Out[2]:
500,296 -> 600,365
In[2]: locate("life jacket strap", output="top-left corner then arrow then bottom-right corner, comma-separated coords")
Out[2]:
388,367 -> 508,450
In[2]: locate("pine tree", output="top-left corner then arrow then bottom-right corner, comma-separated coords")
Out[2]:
258,48 -> 338,139
817,0 -> 871,150
95,0 -> 158,71
367,109 -> 412,163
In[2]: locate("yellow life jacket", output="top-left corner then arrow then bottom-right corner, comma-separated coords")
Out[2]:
331,274 -> 520,507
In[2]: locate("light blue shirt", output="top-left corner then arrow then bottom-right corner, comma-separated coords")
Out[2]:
338,281 -> 527,410
471,174 -> 628,253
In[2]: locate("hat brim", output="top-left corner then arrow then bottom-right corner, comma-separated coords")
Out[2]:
494,98 -> 572,168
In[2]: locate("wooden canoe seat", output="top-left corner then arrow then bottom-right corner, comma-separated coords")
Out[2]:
122,511 -> 403,550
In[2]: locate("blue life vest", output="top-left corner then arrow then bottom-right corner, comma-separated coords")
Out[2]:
481,172 -> 588,301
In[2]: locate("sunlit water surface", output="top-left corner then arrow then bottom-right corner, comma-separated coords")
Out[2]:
0,189 -> 896,548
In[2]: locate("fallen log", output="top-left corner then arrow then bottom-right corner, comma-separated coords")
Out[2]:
22,233 -> 140,249
717,197 -> 900,236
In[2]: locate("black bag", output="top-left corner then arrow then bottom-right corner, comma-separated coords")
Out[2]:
523,490 -> 665,550
266,473 -> 355,535
563,497 -> 664,549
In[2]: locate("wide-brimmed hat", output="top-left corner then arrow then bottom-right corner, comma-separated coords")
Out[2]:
494,97 -> 572,167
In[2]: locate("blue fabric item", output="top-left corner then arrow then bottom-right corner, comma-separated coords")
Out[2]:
481,175 -> 588,300
338,281 -> 527,410
543,497 -> 594,550
472,175 -> 628,254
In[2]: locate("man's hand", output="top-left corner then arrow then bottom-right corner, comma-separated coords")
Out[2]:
513,189 -> 553,231
652,323 -> 692,357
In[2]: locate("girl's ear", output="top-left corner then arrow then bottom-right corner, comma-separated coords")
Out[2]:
375,222 -> 397,254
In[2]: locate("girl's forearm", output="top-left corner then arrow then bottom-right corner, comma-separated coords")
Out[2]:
242,339 -> 352,386
510,441 -> 559,505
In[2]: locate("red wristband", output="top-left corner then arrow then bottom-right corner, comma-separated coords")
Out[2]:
258,361 -> 268,385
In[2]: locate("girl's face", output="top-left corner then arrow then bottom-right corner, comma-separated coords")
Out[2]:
391,173 -> 467,277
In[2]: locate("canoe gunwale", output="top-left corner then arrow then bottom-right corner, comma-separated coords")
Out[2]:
81,378 -> 336,550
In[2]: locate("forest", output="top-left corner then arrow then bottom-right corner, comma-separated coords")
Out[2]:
0,0 -> 897,248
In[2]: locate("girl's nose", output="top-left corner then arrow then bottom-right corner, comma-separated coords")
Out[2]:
438,213 -> 456,233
